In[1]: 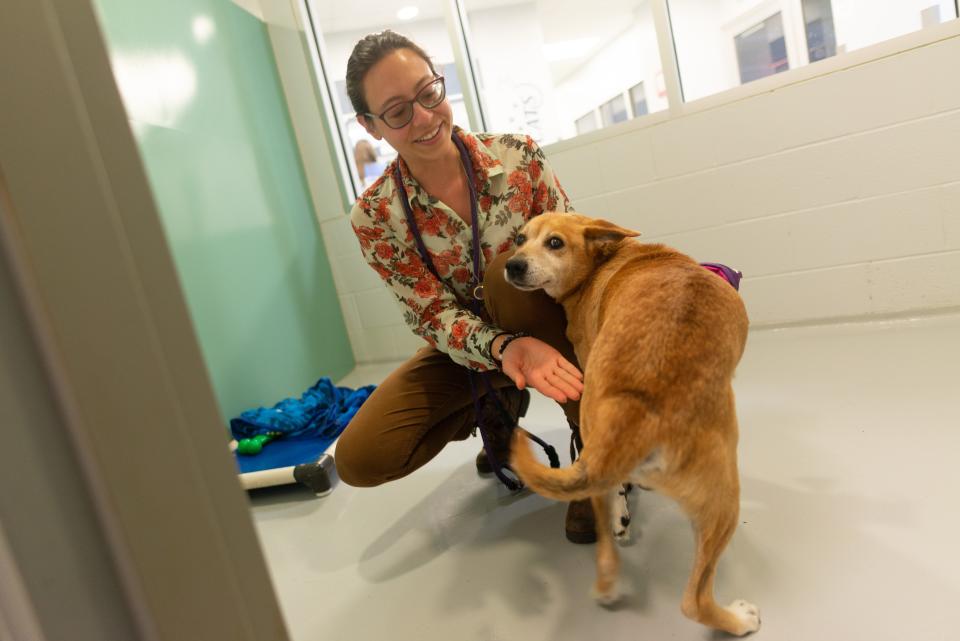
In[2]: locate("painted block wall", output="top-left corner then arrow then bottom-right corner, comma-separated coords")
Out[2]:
326,25 -> 960,364
93,0 -> 354,420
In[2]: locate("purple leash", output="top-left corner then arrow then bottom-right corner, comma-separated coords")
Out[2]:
392,133 -> 559,491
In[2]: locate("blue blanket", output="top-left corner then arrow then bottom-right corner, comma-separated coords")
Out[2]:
230,377 -> 375,443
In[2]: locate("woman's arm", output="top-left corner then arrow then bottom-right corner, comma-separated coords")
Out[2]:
351,213 -> 504,372
491,333 -> 583,403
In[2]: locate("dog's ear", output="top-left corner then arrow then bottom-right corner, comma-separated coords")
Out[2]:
584,219 -> 640,248
582,220 -> 640,262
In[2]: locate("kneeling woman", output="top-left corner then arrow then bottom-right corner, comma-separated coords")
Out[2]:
336,30 -> 594,544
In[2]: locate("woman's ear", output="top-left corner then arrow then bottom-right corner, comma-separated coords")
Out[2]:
359,114 -> 383,141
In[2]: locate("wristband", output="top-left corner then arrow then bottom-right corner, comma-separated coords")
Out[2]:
497,331 -> 530,363
488,331 -> 512,363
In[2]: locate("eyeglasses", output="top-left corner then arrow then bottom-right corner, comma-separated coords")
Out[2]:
364,76 -> 446,129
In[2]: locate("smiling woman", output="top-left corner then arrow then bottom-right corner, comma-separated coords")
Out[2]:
308,0 -> 473,198
350,43 -> 457,184
333,30 -> 605,544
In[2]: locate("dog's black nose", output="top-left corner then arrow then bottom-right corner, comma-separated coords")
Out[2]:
505,258 -> 528,280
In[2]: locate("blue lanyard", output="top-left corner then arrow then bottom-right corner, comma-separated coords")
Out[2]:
391,132 -> 485,314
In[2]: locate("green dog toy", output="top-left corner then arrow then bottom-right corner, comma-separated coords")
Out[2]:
236,431 -> 282,455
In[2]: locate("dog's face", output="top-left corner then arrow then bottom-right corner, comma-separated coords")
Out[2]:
505,212 -> 641,299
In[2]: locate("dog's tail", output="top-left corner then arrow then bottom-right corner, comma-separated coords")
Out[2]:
510,429 -> 622,501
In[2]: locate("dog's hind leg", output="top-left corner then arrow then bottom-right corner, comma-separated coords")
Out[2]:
674,460 -> 760,636
590,492 -> 622,606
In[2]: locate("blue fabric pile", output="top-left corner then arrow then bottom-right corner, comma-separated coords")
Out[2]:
230,377 -> 375,444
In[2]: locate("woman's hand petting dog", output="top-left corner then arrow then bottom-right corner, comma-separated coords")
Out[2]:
500,336 -> 583,403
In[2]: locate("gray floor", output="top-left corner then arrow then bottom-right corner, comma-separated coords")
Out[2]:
249,313 -> 960,641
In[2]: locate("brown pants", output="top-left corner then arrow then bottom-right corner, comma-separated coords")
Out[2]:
335,250 -> 581,487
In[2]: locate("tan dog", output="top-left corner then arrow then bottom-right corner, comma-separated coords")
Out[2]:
506,213 -> 758,636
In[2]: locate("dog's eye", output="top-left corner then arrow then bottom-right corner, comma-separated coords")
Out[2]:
515,233 -> 526,246
547,237 -> 564,250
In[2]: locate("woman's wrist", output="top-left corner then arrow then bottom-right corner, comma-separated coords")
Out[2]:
489,332 -> 512,363
495,331 -> 530,363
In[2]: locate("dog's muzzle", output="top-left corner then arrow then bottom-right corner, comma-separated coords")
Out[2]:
505,257 -> 528,285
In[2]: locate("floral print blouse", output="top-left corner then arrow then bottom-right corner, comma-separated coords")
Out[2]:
350,127 -> 573,371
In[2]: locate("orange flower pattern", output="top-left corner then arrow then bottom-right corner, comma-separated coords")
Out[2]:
350,128 -> 572,371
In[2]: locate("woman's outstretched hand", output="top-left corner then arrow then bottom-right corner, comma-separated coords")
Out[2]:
498,336 -> 583,403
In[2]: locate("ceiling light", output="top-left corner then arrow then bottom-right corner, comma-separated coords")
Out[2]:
192,15 -> 215,44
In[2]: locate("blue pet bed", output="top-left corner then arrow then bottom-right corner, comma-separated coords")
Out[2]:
230,377 -> 375,495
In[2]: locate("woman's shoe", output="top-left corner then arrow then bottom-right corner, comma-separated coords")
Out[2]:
564,498 -> 597,544
475,388 -> 530,474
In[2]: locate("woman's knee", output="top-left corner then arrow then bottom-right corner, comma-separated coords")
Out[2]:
334,426 -> 395,487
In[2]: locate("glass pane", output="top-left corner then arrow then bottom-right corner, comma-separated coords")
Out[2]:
630,82 -> 649,117
575,111 -> 599,135
803,0 -> 837,62
599,94 -> 629,126
308,0 -> 470,197
669,0 -> 958,102
463,0 -> 666,145
734,13 -> 789,84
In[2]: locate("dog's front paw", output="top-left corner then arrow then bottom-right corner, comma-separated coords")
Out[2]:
725,599 -> 761,636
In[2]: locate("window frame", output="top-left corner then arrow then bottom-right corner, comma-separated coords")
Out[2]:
547,0 -> 960,154
294,0 -> 960,202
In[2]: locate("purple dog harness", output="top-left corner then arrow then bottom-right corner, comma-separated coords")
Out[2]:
700,262 -> 743,290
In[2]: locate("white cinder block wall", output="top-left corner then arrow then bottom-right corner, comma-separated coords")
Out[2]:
551,31 -> 960,329
322,27 -> 960,364
320,215 -> 427,363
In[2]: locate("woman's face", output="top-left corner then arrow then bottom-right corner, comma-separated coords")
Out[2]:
360,48 -> 455,169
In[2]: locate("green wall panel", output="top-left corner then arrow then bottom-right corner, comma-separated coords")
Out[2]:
94,0 -> 354,422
